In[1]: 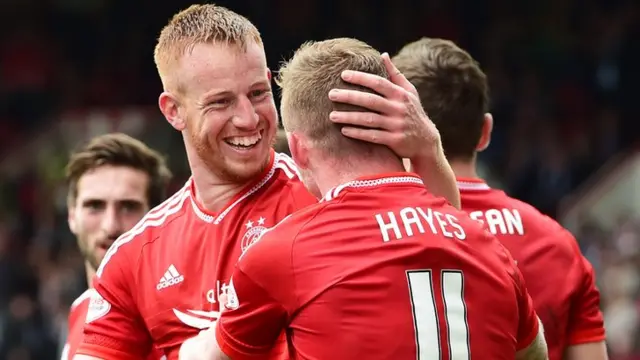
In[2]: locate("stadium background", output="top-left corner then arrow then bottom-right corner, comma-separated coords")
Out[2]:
0,0 -> 638,359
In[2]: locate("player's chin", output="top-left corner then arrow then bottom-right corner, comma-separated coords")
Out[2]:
223,154 -> 269,182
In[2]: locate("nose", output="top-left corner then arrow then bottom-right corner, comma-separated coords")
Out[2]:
101,207 -> 123,239
231,96 -> 259,130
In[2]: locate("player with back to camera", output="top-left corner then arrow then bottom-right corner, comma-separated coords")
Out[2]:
387,37 -> 608,360
178,38 -> 548,360
73,4 -> 460,360
61,133 -> 172,360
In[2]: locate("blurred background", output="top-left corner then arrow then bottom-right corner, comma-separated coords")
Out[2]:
0,0 -> 639,359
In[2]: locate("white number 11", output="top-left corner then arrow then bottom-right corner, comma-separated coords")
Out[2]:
407,270 -> 470,360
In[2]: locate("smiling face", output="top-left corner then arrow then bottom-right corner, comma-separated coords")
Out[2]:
68,165 -> 150,271
173,41 -> 278,183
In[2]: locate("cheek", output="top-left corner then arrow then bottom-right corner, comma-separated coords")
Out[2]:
75,214 -> 100,240
257,101 -> 278,127
198,113 -> 227,139
122,212 -> 145,229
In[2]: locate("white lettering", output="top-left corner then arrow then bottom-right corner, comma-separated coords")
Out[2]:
400,207 -> 426,236
376,207 -> 466,242
468,209 -> 524,235
376,212 -> 402,242
156,275 -> 184,290
446,214 -> 466,239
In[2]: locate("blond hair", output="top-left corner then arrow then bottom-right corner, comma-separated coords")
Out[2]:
153,4 -> 262,91
276,38 -> 391,159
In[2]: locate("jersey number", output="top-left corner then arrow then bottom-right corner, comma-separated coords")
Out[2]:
407,270 -> 470,360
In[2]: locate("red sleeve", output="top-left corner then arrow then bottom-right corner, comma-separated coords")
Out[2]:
509,256 -> 540,351
566,238 -> 606,345
76,248 -> 152,360
216,268 -> 289,359
216,227 -> 294,359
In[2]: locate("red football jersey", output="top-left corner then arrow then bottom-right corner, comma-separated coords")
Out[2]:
457,177 -> 606,360
61,289 -> 165,360
216,173 -> 540,360
76,151 -> 317,360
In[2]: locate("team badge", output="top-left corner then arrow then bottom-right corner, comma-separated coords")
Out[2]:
241,216 -> 267,253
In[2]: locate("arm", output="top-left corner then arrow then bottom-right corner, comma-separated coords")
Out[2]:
327,53 -> 461,209
215,269 -> 289,359
565,236 -> 607,360
516,317 -> 548,360
510,255 -> 548,359
179,270 -> 288,360
74,252 -> 153,360
406,149 -> 460,209
180,230 -> 292,360
565,342 -> 608,360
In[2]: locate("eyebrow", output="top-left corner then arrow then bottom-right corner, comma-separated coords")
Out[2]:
81,198 -> 145,205
199,90 -> 233,104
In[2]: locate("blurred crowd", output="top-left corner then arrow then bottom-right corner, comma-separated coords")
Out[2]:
0,0 -> 639,359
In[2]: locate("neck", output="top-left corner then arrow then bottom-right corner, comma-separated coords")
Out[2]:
449,156 -> 480,180
314,155 -> 406,197
184,137 -> 254,213
85,262 -> 96,288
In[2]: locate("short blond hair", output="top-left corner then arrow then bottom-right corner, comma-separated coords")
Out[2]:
276,38 -> 390,159
154,4 -> 262,91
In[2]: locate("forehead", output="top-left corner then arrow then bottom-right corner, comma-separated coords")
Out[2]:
178,41 -> 268,98
75,165 -> 149,202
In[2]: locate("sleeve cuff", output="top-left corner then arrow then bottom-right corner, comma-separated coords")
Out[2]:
215,322 -> 273,360
75,343 -> 141,360
568,327 -> 606,345
516,316 -> 540,351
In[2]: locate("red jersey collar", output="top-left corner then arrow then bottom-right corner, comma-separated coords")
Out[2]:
456,177 -> 491,191
322,172 -> 423,202
189,149 -> 278,224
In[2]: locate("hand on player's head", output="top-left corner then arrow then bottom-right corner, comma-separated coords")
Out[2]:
328,52 -> 442,161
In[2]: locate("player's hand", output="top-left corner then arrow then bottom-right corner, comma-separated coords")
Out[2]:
179,326 -> 222,360
327,52 -> 442,161
328,53 -> 460,209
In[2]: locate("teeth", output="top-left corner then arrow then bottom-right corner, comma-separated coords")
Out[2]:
226,134 -> 261,147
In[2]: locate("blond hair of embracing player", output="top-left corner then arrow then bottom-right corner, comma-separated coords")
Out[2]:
179,37 -> 545,360
390,37 -> 607,360
74,4 -> 459,360
62,133 -> 171,360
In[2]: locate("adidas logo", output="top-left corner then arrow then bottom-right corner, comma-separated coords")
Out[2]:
156,264 -> 184,290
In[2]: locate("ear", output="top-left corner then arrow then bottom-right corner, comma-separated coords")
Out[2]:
159,92 -> 186,131
266,69 -> 272,81
402,158 -> 412,171
287,131 -> 310,170
476,113 -> 494,152
67,203 -> 78,235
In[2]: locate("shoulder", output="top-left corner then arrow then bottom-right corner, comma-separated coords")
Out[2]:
270,153 -> 317,208
96,181 -> 192,278
240,202 -> 324,264
70,288 -> 95,311
502,195 -> 566,234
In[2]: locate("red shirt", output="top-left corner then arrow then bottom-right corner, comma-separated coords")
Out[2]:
62,289 -> 165,360
457,178 -> 606,360
76,152 -> 317,360
216,173 -> 540,360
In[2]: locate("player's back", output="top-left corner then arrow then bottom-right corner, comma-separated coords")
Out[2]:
268,175 -> 537,359
457,178 -> 605,359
